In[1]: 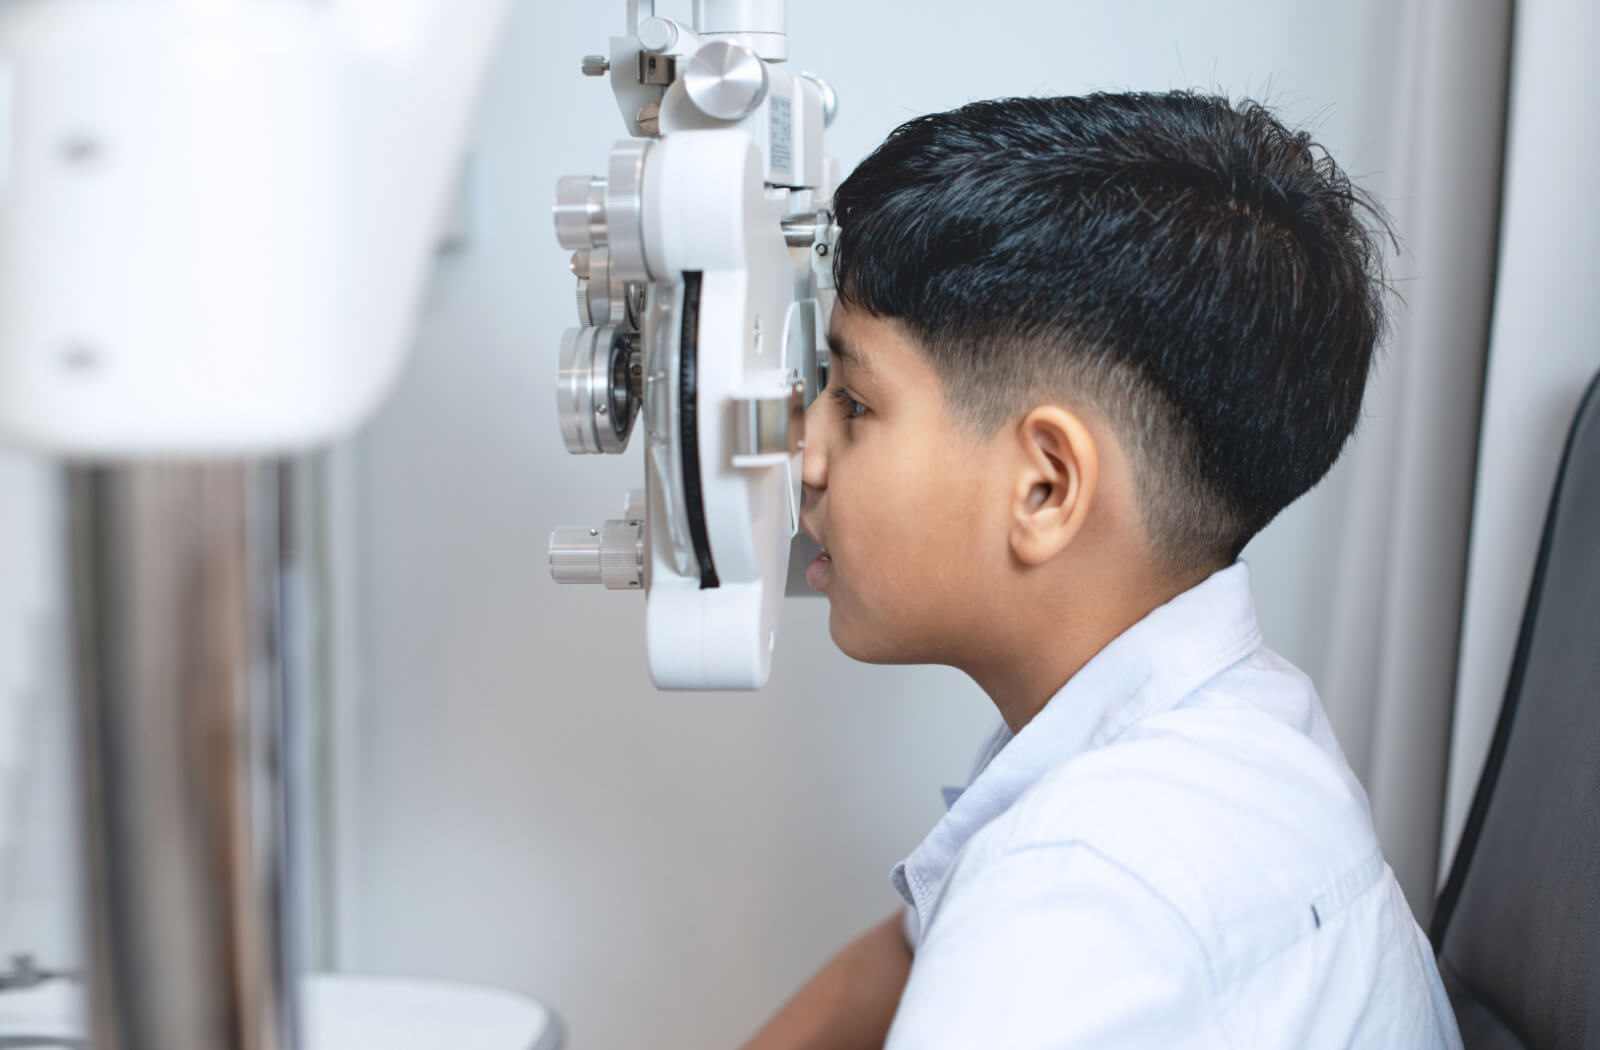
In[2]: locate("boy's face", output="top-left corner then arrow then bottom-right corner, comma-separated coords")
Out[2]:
799,305 -> 1011,664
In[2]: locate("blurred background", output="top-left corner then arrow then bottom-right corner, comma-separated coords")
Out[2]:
2,0 -> 1597,1047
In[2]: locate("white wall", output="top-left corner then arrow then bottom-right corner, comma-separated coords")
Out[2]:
337,3 -> 1412,1049
1441,0 -> 1600,870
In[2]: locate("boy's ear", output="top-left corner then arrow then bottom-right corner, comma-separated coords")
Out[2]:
1009,406 -> 1099,566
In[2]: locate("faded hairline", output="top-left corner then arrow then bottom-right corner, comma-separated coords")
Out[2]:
897,319 -> 1245,578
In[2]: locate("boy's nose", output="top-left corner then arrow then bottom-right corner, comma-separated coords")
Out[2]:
801,391 -> 829,491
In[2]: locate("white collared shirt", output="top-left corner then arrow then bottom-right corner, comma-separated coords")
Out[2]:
885,564 -> 1462,1049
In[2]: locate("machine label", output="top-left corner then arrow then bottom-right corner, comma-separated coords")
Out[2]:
769,95 -> 792,179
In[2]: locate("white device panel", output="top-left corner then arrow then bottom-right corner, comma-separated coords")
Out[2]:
0,0 -> 509,458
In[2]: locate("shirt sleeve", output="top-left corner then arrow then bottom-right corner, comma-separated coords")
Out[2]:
885,843 -> 1228,1050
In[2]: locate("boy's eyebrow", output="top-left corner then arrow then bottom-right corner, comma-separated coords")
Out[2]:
825,330 -> 872,377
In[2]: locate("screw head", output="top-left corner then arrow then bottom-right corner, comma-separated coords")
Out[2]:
636,103 -> 661,137
581,54 -> 610,77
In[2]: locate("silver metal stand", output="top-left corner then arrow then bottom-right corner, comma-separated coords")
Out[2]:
65,463 -> 298,1050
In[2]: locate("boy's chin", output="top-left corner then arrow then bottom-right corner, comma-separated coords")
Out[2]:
826,606 -> 927,666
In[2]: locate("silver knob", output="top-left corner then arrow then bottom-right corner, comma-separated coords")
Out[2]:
549,520 -> 645,589
554,174 -> 607,250
636,17 -> 679,54
550,526 -> 603,584
683,41 -> 769,121
558,324 -> 639,455
600,518 -> 646,589
603,140 -> 653,283
575,278 -> 591,327
574,248 -> 623,327
581,54 -> 611,77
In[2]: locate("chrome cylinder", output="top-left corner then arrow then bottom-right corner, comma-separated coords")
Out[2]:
66,462 -> 297,1050
557,324 -> 640,455
603,141 -> 653,283
549,519 -> 645,589
549,526 -> 605,585
553,175 -> 608,251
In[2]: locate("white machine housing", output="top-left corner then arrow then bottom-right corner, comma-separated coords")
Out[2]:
0,0 -> 509,457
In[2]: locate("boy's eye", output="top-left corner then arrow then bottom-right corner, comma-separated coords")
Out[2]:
828,386 -> 869,419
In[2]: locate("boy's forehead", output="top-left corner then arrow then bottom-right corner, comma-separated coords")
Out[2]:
827,307 -> 920,379
825,323 -> 873,376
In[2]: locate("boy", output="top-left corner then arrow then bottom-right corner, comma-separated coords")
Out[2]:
743,93 -> 1463,1048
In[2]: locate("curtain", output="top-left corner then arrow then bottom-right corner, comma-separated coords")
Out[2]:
1319,0 -> 1515,920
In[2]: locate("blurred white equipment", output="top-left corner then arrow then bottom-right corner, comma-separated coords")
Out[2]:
0,0 -> 504,456
0,2 -> 564,1050
0,972 -> 563,1050
546,0 -> 839,690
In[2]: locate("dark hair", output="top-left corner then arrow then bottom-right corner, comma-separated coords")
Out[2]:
831,91 -> 1390,573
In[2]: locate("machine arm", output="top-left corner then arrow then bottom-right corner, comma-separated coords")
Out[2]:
547,0 -> 839,691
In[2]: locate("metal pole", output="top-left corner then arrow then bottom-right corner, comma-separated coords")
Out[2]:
65,462 -> 297,1050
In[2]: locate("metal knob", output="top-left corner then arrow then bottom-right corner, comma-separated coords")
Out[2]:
600,518 -> 646,589
581,54 -> 610,76
558,324 -> 639,455
549,519 -> 645,589
550,526 -> 603,584
636,17 -> 679,53
572,248 -> 625,327
683,41 -> 769,121
554,174 -> 608,250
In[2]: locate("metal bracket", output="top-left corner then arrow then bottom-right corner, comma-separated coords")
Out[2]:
638,52 -> 677,85
811,211 -> 840,290
731,376 -> 806,468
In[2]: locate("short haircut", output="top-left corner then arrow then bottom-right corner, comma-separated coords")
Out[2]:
830,92 -> 1390,574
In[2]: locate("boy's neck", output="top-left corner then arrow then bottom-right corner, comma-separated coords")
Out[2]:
968,560 -> 1208,736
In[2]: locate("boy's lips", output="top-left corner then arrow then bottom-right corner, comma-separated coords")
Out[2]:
799,519 -> 832,591
805,548 -> 833,591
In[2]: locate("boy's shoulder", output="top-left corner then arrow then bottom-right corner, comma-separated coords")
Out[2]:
950,649 -> 1383,981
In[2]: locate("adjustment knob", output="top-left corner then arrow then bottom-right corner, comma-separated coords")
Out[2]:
553,175 -> 608,250
599,518 -> 646,589
557,324 -> 639,454
683,41 -> 769,121
549,520 -> 645,589
550,526 -> 603,584
581,54 -> 610,77
636,17 -> 679,54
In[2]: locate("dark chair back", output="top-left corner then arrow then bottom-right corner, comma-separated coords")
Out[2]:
1431,369 -> 1600,1048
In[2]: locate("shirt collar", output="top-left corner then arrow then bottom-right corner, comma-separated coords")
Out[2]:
892,562 -> 1264,914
